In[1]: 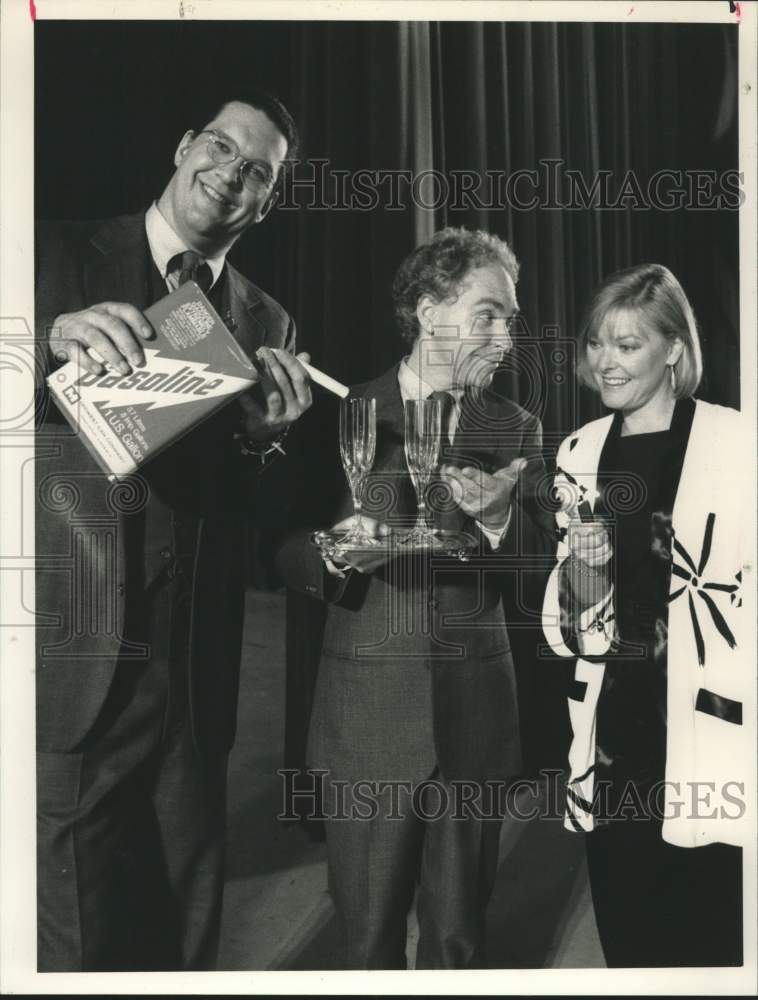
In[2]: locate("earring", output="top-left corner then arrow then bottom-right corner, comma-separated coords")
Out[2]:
669,364 -> 677,393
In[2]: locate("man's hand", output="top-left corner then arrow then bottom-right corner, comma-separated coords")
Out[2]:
440,456 -> 527,528
328,516 -> 391,574
48,302 -> 155,375
239,348 -> 313,443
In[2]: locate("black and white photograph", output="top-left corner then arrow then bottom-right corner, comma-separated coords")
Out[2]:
0,0 -> 756,993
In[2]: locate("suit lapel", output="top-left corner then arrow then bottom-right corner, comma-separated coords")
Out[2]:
369,364 -> 406,465
440,388 -> 523,532
85,213 -> 152,309
447,388 -> 517,472
225,263 -> 268,359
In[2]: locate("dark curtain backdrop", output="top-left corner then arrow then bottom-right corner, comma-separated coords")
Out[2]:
35,19 -> 740,775
36,20 -> 740,427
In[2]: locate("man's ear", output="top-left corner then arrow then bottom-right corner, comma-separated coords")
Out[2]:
254,185 -> 280,224
173,130 -> 196,168
416,295 -> 437,336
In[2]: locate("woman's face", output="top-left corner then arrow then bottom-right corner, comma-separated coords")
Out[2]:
585,308 -> 682,413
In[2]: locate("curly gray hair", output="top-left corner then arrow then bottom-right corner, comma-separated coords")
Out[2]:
392,227 -> 520,345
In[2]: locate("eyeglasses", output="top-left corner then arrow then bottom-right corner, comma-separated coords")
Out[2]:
195,130 -> 276,192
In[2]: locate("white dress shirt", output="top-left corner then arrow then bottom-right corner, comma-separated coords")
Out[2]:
144,202 -> 227,291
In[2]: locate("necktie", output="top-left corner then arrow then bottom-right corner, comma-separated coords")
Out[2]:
428,390 -> 464,530
429,390 -> 456,445
168,250 -> 213,295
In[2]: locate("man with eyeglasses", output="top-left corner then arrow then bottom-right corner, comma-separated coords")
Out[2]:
35,88 -> 310,971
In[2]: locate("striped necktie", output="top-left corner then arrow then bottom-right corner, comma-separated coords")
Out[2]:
429,389 -> 457,444
167,250 -> 213,294
428,390 -> 465,530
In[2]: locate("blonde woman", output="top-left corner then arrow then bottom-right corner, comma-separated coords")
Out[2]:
543,264 -> 750,967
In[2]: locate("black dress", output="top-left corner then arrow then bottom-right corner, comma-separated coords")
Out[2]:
581,399 -> 742,968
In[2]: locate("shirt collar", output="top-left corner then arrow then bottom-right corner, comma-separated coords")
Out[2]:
145,202 -> 227,289
397,358 -> 464,405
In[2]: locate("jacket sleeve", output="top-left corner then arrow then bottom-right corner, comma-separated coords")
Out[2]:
541,433 -> 615,658
502,410 -> 556,559
490,411 -> 558,638
35,220 -> 88,392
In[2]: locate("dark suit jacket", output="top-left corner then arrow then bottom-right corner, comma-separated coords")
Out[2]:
275,364 -> 554,787
35,211 -> 295,754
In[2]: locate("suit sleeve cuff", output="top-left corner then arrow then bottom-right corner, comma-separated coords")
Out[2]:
476,506 -> 512,550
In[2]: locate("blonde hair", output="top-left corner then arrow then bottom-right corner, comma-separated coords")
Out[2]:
575,264 -> 703,399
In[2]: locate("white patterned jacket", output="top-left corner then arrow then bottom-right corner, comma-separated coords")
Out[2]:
542,400 -> 753,848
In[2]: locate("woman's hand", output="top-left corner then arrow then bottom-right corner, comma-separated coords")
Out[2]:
565,518 -> 612,605
568,519 -> 613,568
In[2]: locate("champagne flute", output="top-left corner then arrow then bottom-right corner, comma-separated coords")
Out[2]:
339,396 -> 378,546
403,397 -> 442,545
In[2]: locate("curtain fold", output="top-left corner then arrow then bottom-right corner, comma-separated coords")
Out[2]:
404,21 -> 437,245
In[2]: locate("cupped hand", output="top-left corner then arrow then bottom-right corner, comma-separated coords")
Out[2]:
440,456 -> 527,528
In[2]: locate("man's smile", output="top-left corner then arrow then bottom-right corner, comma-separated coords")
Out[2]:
199,180 -> 236,209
